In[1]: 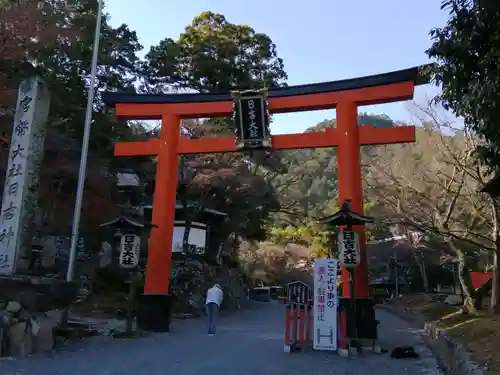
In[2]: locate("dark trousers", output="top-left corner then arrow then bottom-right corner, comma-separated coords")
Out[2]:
205,302 -> 218,334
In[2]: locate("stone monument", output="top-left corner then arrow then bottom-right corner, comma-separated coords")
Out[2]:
0,76 -> 50,275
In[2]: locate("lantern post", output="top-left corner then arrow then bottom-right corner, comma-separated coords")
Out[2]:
319,200 -> 374,354
100,215 -> 156,335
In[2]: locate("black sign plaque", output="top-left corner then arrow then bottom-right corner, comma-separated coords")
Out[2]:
232,89 -> 271,150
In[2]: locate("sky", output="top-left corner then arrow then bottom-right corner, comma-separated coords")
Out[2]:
105,0 -> 450,134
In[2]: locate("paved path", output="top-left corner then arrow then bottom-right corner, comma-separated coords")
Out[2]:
1,303 -> 441,375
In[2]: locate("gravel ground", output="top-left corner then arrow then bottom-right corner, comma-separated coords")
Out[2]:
1,302 -> 442,375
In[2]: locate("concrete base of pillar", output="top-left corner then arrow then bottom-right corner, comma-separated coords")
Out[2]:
338,348 -> 349,357
348,346 -> 359,357
360,344 -> 381,353
136,294 -> 172,332
357,339 -> 382,354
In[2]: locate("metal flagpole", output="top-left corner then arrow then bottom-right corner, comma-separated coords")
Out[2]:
66,0 -> 104,282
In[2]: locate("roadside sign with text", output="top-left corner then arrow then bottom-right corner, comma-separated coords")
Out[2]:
313,258 -> 338,351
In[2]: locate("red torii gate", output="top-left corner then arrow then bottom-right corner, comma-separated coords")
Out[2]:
102,65 -> 423,311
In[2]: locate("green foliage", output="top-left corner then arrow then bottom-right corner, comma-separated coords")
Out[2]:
267,221 -> 335,259
40,1 -> 143,157
0,0 -> 148,232
261,113 -> 401,265
270,114 -> 396,226
143,11 -> 287,94
238,239 -> 312,286
143,10 -> 288,138
141,11 -> 289,239
427,0 -> 500,169
0,0 -> 83,106
1,0 -> 144,152
425,0 -> 500,310
181,152 -> 280,241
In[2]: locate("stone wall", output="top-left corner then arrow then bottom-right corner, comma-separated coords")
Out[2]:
424,321 -> 484,375
1,300 -> 60,357
379,304 -> 485,375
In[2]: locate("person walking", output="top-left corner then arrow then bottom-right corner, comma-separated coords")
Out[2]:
205,283 -> 223,335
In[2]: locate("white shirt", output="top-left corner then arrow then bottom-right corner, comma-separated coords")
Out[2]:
205,286 -> 223,306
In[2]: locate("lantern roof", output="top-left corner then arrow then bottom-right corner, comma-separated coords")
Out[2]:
319,201 -> 374,226
100,215 -> 156,229
141,199 -> 227,217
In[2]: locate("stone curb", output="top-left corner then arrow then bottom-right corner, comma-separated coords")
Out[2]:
377,304 -> 485,375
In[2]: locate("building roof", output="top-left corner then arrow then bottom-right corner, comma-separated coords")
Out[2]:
116,172 -> 140,187
142,199 -> 227,217
100,215 -> 152,228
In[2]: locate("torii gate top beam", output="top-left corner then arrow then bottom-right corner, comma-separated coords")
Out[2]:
102,65 -> 431,120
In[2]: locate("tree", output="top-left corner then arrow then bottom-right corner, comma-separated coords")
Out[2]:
39,0 -> 143,155
143,11 -> 287,95
141,11 -> 287,247
181,150 -> 280,243
238,240 -> 312,286
426,0 -> 500,169
365,103 -> 497,312
427,0 -> 500,313
267,222 -> 335,259
0,0 -> 147,235
142,10 -> 289,201
268,114 -> 399,227
0,0 -> 80,109
41,1 -> 145,232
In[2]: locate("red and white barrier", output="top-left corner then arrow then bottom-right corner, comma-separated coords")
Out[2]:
284,302 -> 313,353
284,302 -> 351,355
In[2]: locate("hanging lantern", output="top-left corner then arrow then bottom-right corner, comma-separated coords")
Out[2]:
231,89 -> 272,150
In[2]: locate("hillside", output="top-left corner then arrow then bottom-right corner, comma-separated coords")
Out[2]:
270,113 -> 404,227
266,111 -> 492,298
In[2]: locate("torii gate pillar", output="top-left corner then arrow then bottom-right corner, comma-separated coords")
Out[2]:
337,101 -> 368,297
146,114 -> 181,293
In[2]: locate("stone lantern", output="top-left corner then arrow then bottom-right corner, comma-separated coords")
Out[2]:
100,215 -> 156,334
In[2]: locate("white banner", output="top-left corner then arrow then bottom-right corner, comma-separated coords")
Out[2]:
313,258 -> 338,351
119,234 -> 141,268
